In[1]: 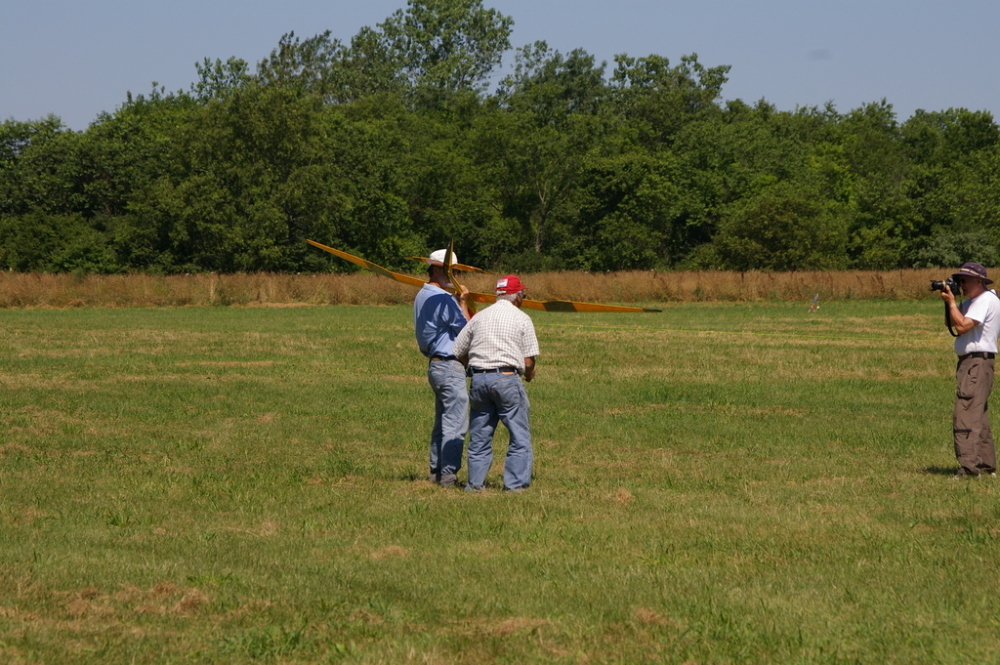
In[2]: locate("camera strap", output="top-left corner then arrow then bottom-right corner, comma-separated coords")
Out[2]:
945,302 -> 959,337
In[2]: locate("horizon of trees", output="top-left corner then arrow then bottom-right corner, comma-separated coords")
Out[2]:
3,0 -> 1000,275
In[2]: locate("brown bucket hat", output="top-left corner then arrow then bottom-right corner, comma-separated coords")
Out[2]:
952,262 -> 994,285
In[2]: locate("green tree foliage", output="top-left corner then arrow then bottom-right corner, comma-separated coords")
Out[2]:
572,152 -> 687,270
712,182 -> 849,271
379,0 -> 513,98
611,53 -> 729,149
3,2 -> 1000,274
192,57 -> 253,100
0,212 -> 116,273
482,43 -> 617,268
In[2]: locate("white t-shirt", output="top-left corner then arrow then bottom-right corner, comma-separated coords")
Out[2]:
955,289 -> 1000,355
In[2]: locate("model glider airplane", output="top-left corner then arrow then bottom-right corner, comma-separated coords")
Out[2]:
404,254 -> 490,274
303,238 -> 661,313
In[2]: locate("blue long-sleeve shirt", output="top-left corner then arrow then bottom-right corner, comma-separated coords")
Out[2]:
413,283 -> 467,358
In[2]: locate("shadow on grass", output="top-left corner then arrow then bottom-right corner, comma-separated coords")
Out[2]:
923,466 -> 959,476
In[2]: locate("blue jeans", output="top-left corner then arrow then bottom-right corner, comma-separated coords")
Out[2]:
467,372 -> 532,490
427,359 -> 468,476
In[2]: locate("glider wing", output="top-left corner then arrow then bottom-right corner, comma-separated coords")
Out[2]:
405,256 -> 490,273
520,299 -> 661,313
303,239 -> 427,288
304,239 -> 661,313
444,239 -> 477,316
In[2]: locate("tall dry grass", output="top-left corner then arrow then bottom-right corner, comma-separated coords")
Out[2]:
522,268 -> 949,303
0,268 -> 956,308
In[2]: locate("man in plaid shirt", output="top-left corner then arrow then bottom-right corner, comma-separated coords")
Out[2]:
452,275 -> 540,492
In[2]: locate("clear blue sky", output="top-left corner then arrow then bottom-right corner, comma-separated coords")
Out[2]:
3,0 -> 998,130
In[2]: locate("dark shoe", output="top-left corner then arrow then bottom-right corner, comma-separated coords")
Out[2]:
439,473 -> 458,488
428,471 -> 440,483
464,484 -> 484,493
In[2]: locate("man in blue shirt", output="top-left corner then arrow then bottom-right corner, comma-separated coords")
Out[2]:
413,249 -> 472,487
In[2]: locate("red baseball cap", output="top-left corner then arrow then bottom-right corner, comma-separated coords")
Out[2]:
495,275 -> 526,295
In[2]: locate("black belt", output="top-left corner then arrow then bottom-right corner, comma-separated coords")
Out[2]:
470,366 -> 518,374
960,352 -> 996,360
430,356 -> 458,362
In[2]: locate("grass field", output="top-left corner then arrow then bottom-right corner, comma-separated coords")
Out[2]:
2,300 -> 999,664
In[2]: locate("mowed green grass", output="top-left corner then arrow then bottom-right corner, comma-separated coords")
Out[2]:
2,300 -> 999,664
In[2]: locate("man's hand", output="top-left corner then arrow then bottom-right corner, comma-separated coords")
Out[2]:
941,284 -> 956,306
455,285 -> 472,320
942,285 -> 980,335
523,357 -> 536,382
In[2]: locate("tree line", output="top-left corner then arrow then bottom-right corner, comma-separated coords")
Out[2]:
3,0 -> 1000,275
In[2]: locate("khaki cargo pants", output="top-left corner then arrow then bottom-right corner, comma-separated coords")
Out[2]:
954,355 -> 997,476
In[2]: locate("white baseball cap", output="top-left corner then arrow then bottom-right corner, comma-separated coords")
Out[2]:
428,249 -> 458,266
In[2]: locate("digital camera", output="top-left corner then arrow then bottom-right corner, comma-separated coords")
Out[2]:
930,277 -> 960,293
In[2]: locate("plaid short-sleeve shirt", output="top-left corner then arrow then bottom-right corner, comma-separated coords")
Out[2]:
452,300 -> 540,373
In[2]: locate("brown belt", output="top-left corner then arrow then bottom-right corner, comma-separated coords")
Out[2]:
470,367 -> 518,374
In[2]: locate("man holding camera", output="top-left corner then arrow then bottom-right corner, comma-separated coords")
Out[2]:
940,262 -> 1000,478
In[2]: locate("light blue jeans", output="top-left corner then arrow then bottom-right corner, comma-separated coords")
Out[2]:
466,372 -> 533,490
427,359 -> 468,477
